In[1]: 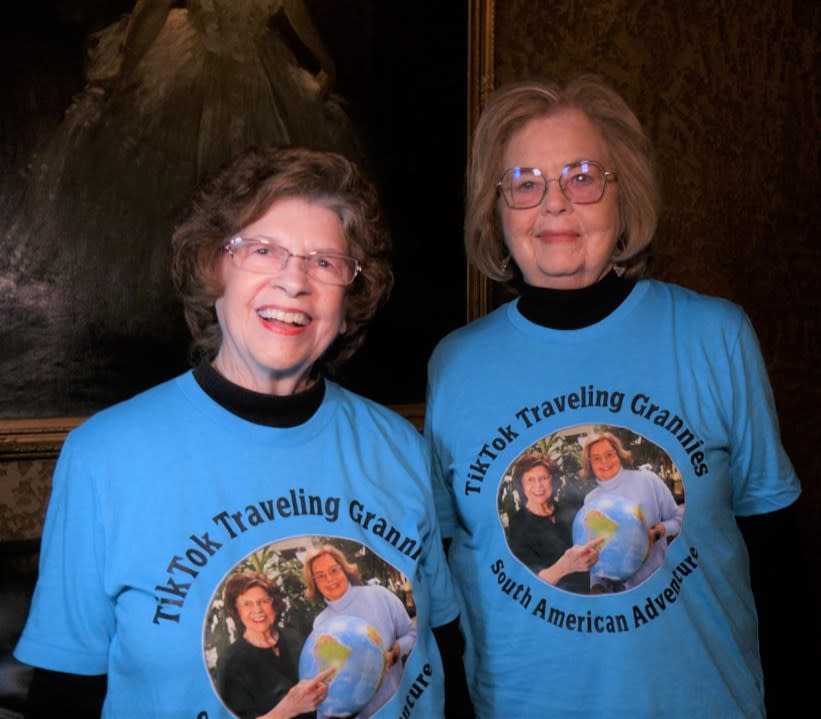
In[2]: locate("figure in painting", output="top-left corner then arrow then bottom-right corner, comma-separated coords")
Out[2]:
1,0 -> 360,414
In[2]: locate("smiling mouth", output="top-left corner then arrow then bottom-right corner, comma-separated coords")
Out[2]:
257,308 -> 310,326
537,230 -> 577,241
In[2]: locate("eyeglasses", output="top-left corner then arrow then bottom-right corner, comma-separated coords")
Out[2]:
591,450 -> 618,463
238,596 -> 274,611
313,565 -> 344,583
496,161 -> 616,209
225,236 -> 361,286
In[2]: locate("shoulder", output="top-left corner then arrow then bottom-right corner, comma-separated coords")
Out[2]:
326,383 -> 423,444
279,625 -> 306,647
218,637 -> 251,672
431,302 -> 514,356
640,279 -> 747,326
627,467 -> 664,485
65,372 -> 196,447
362,583 -> 404,609
508,507 -> 530,530
428,301 -> 515,374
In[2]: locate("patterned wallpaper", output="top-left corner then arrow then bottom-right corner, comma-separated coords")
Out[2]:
0,459 -> 53,541
492,0 -> 819,520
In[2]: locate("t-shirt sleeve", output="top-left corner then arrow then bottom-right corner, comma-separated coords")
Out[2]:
14,429 -> 114,674
415,436 -> 460,628
424,374 -> 460,539
725,310 -> 800,515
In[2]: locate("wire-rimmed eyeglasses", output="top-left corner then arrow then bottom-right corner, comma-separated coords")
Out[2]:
224,236 -> 361,286
313,565 -> 344,583
496,160 -> 617,209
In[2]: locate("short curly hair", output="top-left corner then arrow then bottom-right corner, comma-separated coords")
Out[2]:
222,571 -> 283,631
511,452 -> 561,503
466,75 -> 659,287
172,146 -> 393,374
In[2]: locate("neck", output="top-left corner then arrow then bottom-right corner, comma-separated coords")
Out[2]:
244,627 -> 279,649
528,500 -> 555,517
517,270 -> 635,329
194,358 -> 324,427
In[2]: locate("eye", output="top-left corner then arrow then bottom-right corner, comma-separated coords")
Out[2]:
568,172 -> 594,185
312,254 -> 348,274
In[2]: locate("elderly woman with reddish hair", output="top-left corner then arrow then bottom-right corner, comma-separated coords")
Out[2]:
218,572 -> 330,719
16,146 -> 468,717
505,453 -> 601,593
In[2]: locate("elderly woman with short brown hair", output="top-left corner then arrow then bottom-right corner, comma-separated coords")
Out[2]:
218,572 -> 330,719
505,452 -> 601,592
425,75 -> 800,717
16,146 -> 468,717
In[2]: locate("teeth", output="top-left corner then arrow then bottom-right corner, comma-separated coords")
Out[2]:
258,308 -> 309,325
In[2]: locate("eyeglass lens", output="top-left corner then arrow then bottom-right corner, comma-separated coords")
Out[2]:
228,238 -> 359,285
239,596 -> 274,610
313,565 -> 343,582
499,161 -> 610,208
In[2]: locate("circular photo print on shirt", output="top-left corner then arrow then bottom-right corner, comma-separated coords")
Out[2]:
203,536 -> 417,719
497,424 -> 686,595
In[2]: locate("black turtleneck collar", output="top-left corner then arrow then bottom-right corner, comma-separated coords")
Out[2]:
193,358 -> 325,428
517,270 -> 636,330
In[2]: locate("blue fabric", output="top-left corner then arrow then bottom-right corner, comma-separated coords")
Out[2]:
425,279 -> 800,718
16,374 -> 456,718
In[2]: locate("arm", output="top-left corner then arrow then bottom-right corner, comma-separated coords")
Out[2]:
259,669 -> 333,719
537,537 -> 603,586
647,475 -> 683,544
23,669 -> 106,717
725,311 -> 806,714
386,589 -> 416,662
432,618 -> 475,719
737,502 -> 810,717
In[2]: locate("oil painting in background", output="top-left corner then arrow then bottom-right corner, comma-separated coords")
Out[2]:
0,0 -> 467,418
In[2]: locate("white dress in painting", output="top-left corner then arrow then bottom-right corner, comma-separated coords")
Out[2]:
2,0 -> 360,413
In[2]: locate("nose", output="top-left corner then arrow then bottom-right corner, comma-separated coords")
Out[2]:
540,179 -> 571,214
272,253 -> 310,295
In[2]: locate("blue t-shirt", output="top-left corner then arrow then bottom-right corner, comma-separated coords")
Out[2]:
425,279 -> 800,718
16,375 -> 456,718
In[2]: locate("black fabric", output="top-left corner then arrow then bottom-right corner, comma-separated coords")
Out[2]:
0,539 -> 40,717
507,504 -> 590,593
433,619 -> 475,719
193,358 -> 325,427
737,501 -> 811,717
517,269 -> 635,329
216,628 -> 312,719
22,669 -> 106,718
